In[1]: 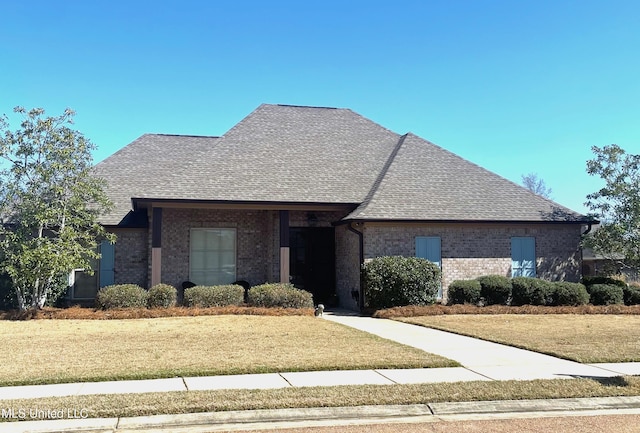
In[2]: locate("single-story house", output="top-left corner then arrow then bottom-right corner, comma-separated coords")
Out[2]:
72,104 -> 592,309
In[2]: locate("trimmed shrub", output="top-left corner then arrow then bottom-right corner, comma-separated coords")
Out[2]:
247,283 -> 314,308
582,275 -> 627,289
624,284 -> 640,305
476,275 -> 512,305
551,282 -> 589,306
447,280 -> 481,305
148,284 -> 178,308
588,283 -> 624,305
362,256 -> 441,309
96,284 -> 148,309
183,285 -> 244,307
511,277 -> 554,306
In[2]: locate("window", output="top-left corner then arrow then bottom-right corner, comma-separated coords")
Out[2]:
511,237 -> 536,277
416,236 -> 442,299
190,228 -> 236,285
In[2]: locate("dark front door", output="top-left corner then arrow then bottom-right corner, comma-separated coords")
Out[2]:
289,227 -> 335,305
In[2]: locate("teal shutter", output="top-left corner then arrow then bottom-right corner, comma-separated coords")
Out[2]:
416,237 -> 442,298
99,241 -> 115,287
511,237 -> 536,277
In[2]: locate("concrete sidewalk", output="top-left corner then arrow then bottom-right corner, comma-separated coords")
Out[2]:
323,311 -> 640,381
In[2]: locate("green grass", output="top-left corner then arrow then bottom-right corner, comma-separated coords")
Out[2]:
0,315 -> 456,386
398,314 -> 640,363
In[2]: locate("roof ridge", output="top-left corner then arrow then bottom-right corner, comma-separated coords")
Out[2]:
346,133 -> 408,218
274,104 -> 339,110
151,133 -> 220,138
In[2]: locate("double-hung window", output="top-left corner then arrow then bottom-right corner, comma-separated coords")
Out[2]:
190,228 -> 237,285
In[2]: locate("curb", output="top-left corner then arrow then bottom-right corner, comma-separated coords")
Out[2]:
5,396 -> 640,432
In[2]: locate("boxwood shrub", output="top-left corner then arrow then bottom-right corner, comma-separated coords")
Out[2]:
363,256 -> 441,309
582,275 -> 627,289
96,284 -> 148,309
588,283 -> 624,305
183,284 -> 244,307
476,275 -> 512,305
247,283 -> 314,308
447,280 -> 481,305
624,284 -> 640,305
147,284 -> 178,308
511,277 -> 554,306
552,282 -> 589,306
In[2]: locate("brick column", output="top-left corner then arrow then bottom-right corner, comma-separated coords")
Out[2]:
151,207 -> 162,287
279,210 -> 290,284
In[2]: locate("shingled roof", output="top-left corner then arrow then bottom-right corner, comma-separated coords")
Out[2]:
95,104 -> 587,226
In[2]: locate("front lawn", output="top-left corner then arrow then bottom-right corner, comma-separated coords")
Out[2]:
0,315 -> 456,386
398,314 -> 640,363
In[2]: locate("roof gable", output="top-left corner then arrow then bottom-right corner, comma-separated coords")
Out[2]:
344,133 -> 585,222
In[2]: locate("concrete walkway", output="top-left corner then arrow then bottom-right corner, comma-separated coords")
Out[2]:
323,311 -> 640,381
0,310 -> 639,401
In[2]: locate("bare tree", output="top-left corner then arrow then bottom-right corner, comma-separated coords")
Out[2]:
521,173 -> 552,198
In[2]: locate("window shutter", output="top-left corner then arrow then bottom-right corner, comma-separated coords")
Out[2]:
99,240 -> 115,287
511,237 -> 536,277
416,236 -> 442,298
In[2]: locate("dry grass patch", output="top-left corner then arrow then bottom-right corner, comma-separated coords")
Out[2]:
2,376 -> 639,421
399,314 -> 640,363
0,315 -> 455,386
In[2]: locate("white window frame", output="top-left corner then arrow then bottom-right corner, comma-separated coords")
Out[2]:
189,228 -> 237,286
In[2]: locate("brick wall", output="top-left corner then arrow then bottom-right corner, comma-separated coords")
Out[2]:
112,228 -> 148,287
363,222 -> 582,301
158,208 -> 274,288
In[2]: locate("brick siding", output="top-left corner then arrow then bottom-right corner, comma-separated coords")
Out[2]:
112,228 -> 148,287
362,222 -> 582,301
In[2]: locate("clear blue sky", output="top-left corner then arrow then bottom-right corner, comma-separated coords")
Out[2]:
2,0 -> 639,215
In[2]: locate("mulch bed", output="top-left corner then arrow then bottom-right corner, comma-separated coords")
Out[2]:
0,305 -> 315,320
372,304 -> 640,318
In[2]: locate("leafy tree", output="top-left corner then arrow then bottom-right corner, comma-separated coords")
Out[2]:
0,107 -> 114,310
521,172 -> 552,198
583,144 -> 640,271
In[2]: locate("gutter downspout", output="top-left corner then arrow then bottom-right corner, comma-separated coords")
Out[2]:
347,222 -> 365,311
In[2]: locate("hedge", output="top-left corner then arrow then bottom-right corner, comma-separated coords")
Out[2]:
147,284 -> 178,308
447,280 -> 481,305
96,284 -> 148,309
552,282 -> 589,306
511,277 -> 554,306
588,283 -> 624,305
363,256 -> 441,309
247,283 -> 314,308
625,284 -> 640,305
476,275 -> 512,305
183,285 -> 244,307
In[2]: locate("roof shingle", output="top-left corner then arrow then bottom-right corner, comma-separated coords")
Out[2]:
95,104 -> 587,225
